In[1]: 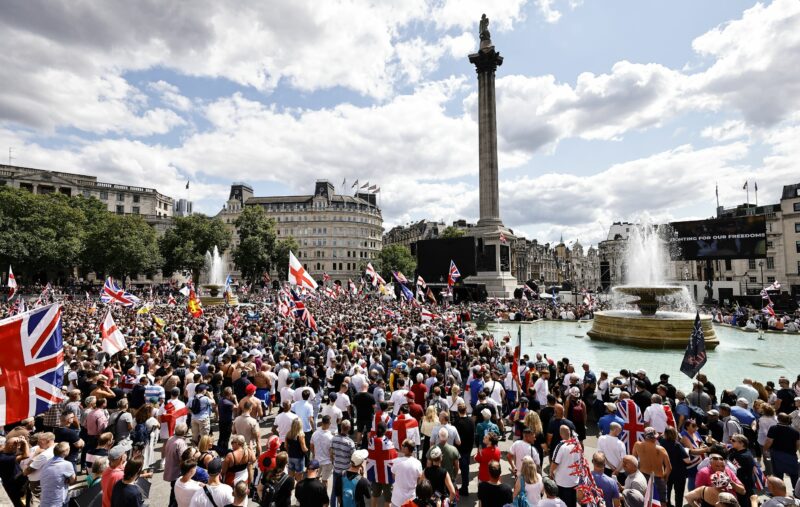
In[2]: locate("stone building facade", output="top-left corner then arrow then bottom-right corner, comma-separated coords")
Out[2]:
218,181 -> 383,283
383,220 -> 445,249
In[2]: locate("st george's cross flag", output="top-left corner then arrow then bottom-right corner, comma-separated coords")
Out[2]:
7,265 -> 17,298
365,263 -> 385,286
389,413 -> 421,449
100,310 -> 127,355
0,304 -> 65,425
100,277 -> 140,307
288,251 -> 318,290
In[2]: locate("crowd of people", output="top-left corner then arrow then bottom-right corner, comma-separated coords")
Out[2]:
0,284 -> 799,507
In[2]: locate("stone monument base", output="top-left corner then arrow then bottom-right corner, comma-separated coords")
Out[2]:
472,271 -> 518,299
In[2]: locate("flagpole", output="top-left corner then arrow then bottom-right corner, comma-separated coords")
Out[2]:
715,182 -> 719,209
745,182 -> 749,206
755,182 -> 758,207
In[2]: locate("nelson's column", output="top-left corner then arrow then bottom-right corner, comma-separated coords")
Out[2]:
468,14 -> 518,298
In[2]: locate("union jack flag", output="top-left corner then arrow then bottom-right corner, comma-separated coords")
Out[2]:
644,474 -> 661,507
617,398 -> 644,454
0,304 -> 65,425
290,290 -> 317,331
448,260 -> 461,286
366,434 -> 398,485
100,277 -> 140,307
762,304 -> 775,318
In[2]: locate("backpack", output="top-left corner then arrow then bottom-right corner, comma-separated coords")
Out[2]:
514,475 -> 530,507
131,422 -> 149,444
687,405 -> 706,425
108,411 -> 126,442
342,473 -> 360,507
191,396 -> 203,415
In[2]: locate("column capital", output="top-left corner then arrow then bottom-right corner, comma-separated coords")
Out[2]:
468,47 -> 503,74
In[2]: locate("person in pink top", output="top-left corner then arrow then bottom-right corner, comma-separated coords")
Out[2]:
101,446 -> 127,507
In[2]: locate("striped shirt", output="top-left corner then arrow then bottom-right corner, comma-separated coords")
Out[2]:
330,434 -> 355,473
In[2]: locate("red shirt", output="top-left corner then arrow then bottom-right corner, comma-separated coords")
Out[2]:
410,383 -> 428,405
474,445 -> 502,482
101,464 -> 124,507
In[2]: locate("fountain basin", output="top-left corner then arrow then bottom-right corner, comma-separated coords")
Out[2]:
202,284 -> 238,307
587,310 -> 719,349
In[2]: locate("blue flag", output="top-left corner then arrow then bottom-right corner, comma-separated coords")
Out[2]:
400,284 -> 414,301
680,312 -> 708,378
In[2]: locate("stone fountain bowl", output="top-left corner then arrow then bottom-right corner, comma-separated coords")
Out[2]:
613,285 -> 684,316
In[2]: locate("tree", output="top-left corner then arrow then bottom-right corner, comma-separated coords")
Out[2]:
84,215 -> 162,281
160,214 -> 231,283
0,188 -> 86,281
378,244 -> 416,280
232,206 -> 277,283
440,226 -> 465,238
273,237 -> 300,280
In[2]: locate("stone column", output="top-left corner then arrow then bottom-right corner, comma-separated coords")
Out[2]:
469,40 -> 503,227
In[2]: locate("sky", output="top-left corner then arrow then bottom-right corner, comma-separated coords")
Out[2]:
1,0 -> 799,247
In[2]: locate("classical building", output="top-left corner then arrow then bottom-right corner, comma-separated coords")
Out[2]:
598,222 -> 634,291
174,198 -> 193,217
513,237 -> 596,289
571,240 -> 600,291
383,220 -> 446,249
218,181 -> 383,283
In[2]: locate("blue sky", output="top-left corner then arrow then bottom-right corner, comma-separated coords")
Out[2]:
1,0 -> 799,246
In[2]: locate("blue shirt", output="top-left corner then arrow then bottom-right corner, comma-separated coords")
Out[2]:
292,400 -> 314,433
592,470 -> 620,506
598,414 -> 625,435
469,378 -> 484,405
730,406 -> 756,426
40,456 -> 74,507
144,384 -> 165,402
193,395 -> 213,420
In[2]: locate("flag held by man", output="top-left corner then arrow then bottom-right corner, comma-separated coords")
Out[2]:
7,265 -> 17,298
679,312 -> 707,379
100,310 -> 127,355
288,251 -> 318,290
0,303 -> 65,425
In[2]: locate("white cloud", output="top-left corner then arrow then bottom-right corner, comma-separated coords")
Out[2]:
700,120 -> 750,142
429,0 -> 528,31
535,0 -> 562,23
148,81 -> 193,112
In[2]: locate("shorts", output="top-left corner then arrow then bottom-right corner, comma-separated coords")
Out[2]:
288,457 -> 306,473
356,418 -> 371,434
371,481 -> 393,501
319,463 -> 333,481
255,388 -> 271,405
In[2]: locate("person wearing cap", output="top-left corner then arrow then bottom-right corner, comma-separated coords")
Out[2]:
475,408 -> 500,449
632,427 -> 671,504
392,439 -> 423,507
598,402 -> 625,435
424,444 -> 457,505
238,381 -> 264,421
295,459 -> 329,507
189,456 -> 235,507
101,444 -> 128,507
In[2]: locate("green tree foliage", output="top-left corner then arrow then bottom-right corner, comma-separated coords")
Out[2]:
440,226 -> 465,238
378,244 -> 416,280
0,187 -> 86,278
232,206 -> 277,283
273,237 -> 300,280
159,214 -> 231,282
84,214 -> 162,280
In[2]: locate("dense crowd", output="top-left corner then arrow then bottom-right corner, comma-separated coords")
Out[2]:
0,285 -> 799,507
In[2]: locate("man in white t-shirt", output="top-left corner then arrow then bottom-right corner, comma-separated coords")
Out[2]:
597,422 -> 627,476
643,395 -> 668,433
22,432 -> 56,503
550,425 -> 580,507
484,372 -> 505,407
390,379 -> 409,416
274,401 -> 299,443
189,458 -> 234,507
391,439 -> 423,507
334,382 -> 352,418
310,415 -> 335,487
507,428 -> 541,475
534,371 -> 550,407
321,394 -> 343,434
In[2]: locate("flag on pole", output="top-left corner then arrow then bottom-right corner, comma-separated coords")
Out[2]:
136,303 -> 153,315
392,271 -> 408,284
351,179 -> 359,188
368,185 -> 377,192
167,293 -> 177,306
373,187 -> 380,193
679,312 -> 708,378
185,180 -> 190,190
743,181 -> 748,190
644,474 -> 662,507
426,287 -> 437,304
187,287 -> 203,318
100,310 -> 127,355
100,278 -> 140,307
348,279 -> 358,295
754,181 -> 758,192
323,273 -> 331,283
0,303 -> 65,425
400,284 -> 414,302
365,263 -> 385,286
262,271 -> 271,285
416,275 -> 427,289
288,251 -> 318,290
7,265 -> 17,298
420,309 -> 439,321
290,290 -> 317,331
447,260 -> 461,287
361,182 -> 370,189
512,325 -> 522,387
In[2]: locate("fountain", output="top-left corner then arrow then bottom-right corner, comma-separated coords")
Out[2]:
202,246 -> 238,307
587,223 -> 719,349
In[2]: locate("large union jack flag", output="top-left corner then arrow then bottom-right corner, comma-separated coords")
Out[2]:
448,260 -> 461,286
100,277 -> 140,307
617,398 -> 644,454
0,303 -> 65,425
366,434 -> 398,484
290,290 -> 317,331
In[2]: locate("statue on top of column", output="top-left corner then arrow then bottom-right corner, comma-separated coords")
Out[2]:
479,13 -> 491,42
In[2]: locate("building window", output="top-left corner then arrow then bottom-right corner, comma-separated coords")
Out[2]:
133,195 -> 140,203
82,189 -> 91,198
116,205 -> 124,214
766,241 -> 773,249
749,276 -> 757,283
117,192 -> 124,201
796,222 -> 800,233
797,261 -> 800,275
132,206 -> 140,214
795,202 -> 800,212
100,191 -> 108,200
796,241 -> 800,253
767,276 -> 775,283
748,259 -> 756,269
766,257 -> 774,269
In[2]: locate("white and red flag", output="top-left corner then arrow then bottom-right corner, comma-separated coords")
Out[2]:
7,265 -> 17,298
100,310 -> 127,355
365,263 -> 385,286
167,293 -> 177,306
288,251 -> 318,290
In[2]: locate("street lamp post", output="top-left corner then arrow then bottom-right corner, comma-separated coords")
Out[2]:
758,261 -> 765,311
743,271 -> 748,296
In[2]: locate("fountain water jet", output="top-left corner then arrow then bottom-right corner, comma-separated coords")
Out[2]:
201,246 -> 237,306
587,222 -> 718,349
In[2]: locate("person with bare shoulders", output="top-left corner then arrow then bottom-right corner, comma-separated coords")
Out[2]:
633,427 -> 671,505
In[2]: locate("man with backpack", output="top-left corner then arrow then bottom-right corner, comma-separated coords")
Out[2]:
719,403 -> 743,445
190,384 -> 216,445
108,399 -> 135,451
341,449 -> 371,507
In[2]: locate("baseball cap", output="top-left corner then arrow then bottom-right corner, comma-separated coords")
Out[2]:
351,449 -> 369,466
308,459 -> 321,470
109,446 -> 126,461
245,384 -> 257,395
604,402 -> 617,412
196,383 -> 208,392
429,447 -> 443,459
207,457 -> 223,475
481,408 -> 491,420
643,427 -> 659,440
